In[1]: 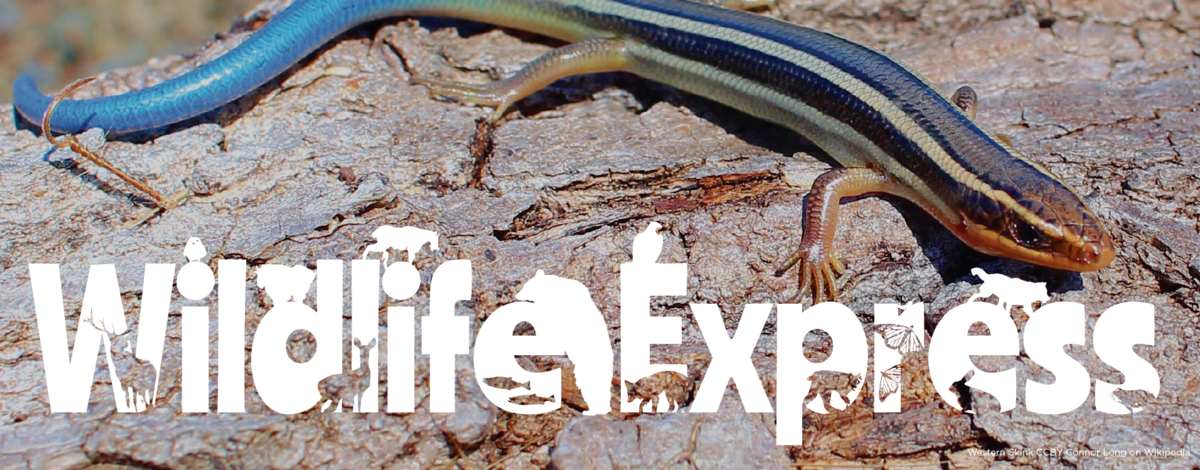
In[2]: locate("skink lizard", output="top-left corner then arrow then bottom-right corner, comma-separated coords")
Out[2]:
11,0 -> 1115,301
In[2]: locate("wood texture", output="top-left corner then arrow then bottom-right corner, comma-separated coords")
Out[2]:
0,0 -> 1196,468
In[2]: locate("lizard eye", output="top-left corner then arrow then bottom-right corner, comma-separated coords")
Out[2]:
1009,219 -> 1049,249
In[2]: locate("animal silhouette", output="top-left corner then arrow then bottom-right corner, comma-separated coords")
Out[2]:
876,365 -> 903,401
508,393 -> 557,406
514,271 -> 615,414
804,370 -> 863,411
315,337 -> 376,412
624,370 -> 692,413
255,265 -> 315,304
631,221 -> 664,264
483,376 -> 530,392
949,369 -> 976,413
361,226 -> 439,264
969,268 -> 1049,314
1110,387 -> 1154,413
484,374 -> 557,406
85,316 -> 157,410
871,323 -> 927,355
183,237 -> 207,261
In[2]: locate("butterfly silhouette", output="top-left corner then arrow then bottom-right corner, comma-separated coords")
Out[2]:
871,323 -> 927,355
877,365 -> 902,401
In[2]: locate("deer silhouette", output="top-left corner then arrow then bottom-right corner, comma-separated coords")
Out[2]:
84,316 -> 157,410
316,337 -> 377,412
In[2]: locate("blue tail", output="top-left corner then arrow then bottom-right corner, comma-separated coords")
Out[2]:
11,0 -> 415,135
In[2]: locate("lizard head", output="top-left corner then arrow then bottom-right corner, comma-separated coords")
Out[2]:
954,147 -> 1115,272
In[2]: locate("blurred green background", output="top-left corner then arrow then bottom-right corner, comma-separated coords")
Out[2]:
1,0 -> 261,100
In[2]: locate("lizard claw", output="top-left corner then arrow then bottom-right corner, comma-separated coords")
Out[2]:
410,74 -> 511,121
411,75 -> 498,105
779,244 -> 845,304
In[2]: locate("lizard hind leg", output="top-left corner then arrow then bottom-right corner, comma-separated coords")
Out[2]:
411,38 -> 632,122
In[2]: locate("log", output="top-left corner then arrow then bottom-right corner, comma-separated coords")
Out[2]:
0,0 -> 1196,468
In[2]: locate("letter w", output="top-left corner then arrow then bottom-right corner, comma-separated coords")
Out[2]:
30,264 -> 172,412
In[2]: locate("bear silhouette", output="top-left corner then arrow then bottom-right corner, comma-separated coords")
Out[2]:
256,265 -> 315,304
512,270 -> 614,415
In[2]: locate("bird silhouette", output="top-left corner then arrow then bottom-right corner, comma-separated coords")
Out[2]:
183,238 -> 207,262
631,222 -> 664,264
